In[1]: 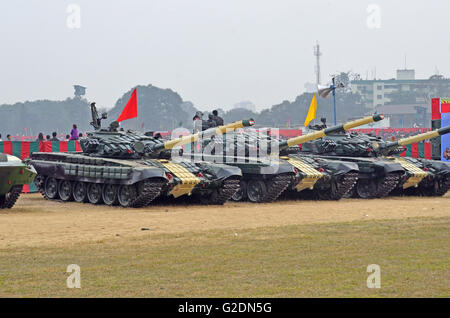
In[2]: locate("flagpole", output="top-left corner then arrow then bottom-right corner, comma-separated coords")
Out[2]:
332,77 -> 337,125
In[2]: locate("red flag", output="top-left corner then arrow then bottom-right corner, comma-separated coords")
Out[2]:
117,88 -> 138,122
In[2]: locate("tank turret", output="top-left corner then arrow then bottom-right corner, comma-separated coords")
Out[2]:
377,126 -> 450,156
279,114 -> 384,150
134,119 -> 255,156
81,119 -> 254,159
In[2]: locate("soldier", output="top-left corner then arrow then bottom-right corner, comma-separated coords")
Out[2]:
212,110 -> 224,126
193,111 -> 208,132
207,113 -> 217,128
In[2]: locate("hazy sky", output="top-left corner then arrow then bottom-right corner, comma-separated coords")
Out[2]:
1,0 -> 449,110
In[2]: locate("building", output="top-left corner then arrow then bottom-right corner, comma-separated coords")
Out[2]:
351,70 -> 450,127
351,70 -> 450,110
374,104 -> 430,128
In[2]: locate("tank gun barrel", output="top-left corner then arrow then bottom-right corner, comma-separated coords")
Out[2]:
136,119 -> 255,154
381,125 -> 450,154
279,114 -> 384,150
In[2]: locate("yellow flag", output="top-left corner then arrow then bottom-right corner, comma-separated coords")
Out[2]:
304,93 -> 317,127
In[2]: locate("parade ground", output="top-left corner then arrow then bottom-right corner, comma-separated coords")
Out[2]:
0,194 -> 449,297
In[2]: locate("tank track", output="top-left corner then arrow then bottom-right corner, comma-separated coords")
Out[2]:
34,175 -> 50,200
374,172 -> 401,198
0,185 -> 23,209
208,177 -> 241,205
325,172 -> 358,200
131,179 -> 165,207
413,174 -> 450,197
432,174 -> 450,196
35,174 -> 164,207
263,173 -> 293,202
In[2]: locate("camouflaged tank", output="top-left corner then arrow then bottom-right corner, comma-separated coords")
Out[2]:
348,127 -> 450,197
299,123 -> 450,198
194,115 -> 383,202
0,154 -> 36,209
29,102 -> 252,207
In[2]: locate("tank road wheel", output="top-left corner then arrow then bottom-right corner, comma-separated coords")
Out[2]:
317,181 -> 338,200
0,185 -> 23,209
356,180 -> 377,199
102,184 -> 119,206
58,180 -> 74,201
44,177 -> 59,200
73,182 -> 88,203
246,180 -> 268,203
118,184 -> 137,207
231,180 -> 247,202
87,183 -> 103,204
431,178 -> 448,196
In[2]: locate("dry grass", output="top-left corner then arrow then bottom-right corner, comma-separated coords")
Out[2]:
0,216 -> 449,297
1,193 -> 449,248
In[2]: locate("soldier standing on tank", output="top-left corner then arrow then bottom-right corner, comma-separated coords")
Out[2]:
193,111 -> 209,132
212,110 -> 224,126
207,114 -> 217,128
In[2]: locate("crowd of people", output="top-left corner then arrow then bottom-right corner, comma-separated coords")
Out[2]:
0,124 -> 83,142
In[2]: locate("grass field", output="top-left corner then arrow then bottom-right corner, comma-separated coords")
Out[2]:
1,214 -> 448,297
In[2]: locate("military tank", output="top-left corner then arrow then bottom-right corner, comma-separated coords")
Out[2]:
29,102 -> 253,207
0,154 -> 36,209
356,126 -> 450,197
299,122 -> 450,198
193,115 -> 383,202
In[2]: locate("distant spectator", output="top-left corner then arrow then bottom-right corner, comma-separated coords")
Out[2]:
50,132 -> 59,141
46,134 -> 51,140
65,134 -> 71,141
78,132 -> 83,138
0,134 -> 2,141
7,134 -> 12,141
36,133 -> 44,142
70,124 -> 79,140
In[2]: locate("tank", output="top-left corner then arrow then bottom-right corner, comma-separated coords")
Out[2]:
299,123 -> 450,198
194,115 -> 383,202
0,154 -> 37,209
361,127 -> 450,196
29,102 -> 253,207
278,115 -> 385,200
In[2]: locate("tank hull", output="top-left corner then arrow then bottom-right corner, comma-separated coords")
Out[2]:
300,154 -> 405,199
29,152 -> 242,207
282,155 -> 359,201
389,157 -> 450,196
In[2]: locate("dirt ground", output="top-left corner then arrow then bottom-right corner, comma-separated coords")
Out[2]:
1,193 -> 449,249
